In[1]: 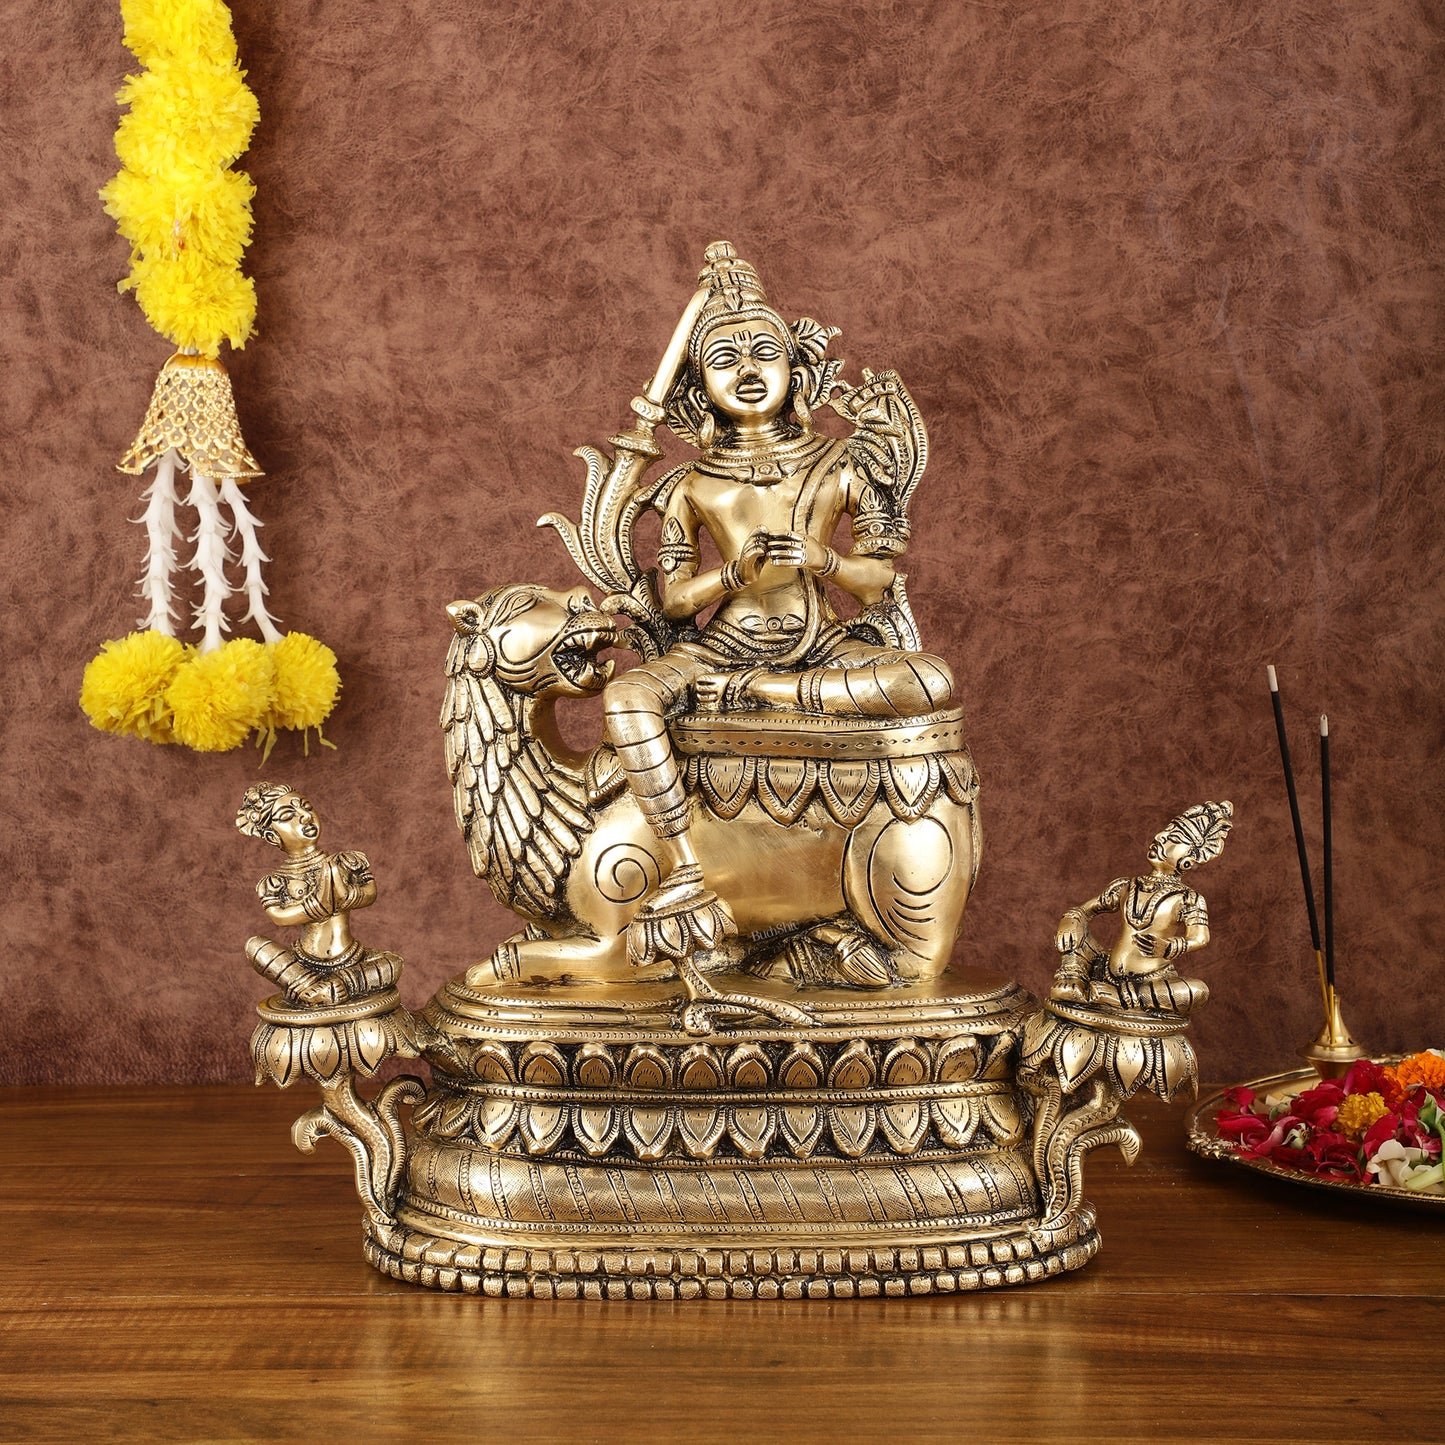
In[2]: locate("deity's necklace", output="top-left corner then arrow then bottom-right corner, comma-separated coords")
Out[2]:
1134,870 -> 1186,895
698,426 -> 827,483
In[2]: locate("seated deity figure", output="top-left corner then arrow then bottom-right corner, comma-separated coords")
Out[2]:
1051,799 -> 1234,1012
236,782 -> 403,1007
602,243 -> 957,954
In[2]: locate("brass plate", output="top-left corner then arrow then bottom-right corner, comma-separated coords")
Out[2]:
1185,1067 -> 1445,1212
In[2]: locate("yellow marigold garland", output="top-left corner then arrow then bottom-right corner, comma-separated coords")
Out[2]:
82,0 -> 342,757
102,0 -> 258,356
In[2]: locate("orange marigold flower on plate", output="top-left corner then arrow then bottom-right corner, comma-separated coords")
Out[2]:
1390,1051 -> 1445,1096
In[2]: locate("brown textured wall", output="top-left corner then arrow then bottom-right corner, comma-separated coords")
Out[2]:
3,0 -> 1442,1083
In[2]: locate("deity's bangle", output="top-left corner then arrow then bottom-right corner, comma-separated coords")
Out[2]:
720,561 -> 742,594
301,891 -> 331,922
819,547 -> 841,579
1165,936 -> 1187,962
798,667 -> 828,714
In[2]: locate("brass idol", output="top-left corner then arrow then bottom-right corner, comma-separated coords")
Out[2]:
236,244 -> 1234,1299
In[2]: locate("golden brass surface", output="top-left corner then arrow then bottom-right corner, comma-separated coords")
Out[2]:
1021,801 -> 1233,1229
1298,985 -> 1368,1078
451,246 -> 970,1002
237,784 -> 426,1225
233,245 -> 1235,1297
118,351 -> 263,478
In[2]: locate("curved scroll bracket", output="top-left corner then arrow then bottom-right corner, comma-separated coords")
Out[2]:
1020,996 -> 1199,1232
292,1074 -> 426,1227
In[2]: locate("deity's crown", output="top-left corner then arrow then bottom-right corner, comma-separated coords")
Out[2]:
687,241 -> 792,378
1160,800 -> 1234,866
236,780 -> 294,842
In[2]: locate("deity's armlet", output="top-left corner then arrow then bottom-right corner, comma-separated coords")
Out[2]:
1096,877 -> 1130,914
257,872 -> 289,910
1177,889 -> 1208,929
847,477 -> 909,560
657,514 -> 700,580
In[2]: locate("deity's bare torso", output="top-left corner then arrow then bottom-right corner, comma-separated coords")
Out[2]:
662,437 -> 870,636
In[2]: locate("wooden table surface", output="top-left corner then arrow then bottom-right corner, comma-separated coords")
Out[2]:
2,1084 -> 1440,1443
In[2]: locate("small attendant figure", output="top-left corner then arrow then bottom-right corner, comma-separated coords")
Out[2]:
1052,800 -> 1234,1013
236,782 -> 401,1007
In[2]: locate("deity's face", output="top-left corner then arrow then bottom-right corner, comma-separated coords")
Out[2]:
698,316 -> 792,429
1147,832 -> 1195,874
269,791 -> 321,855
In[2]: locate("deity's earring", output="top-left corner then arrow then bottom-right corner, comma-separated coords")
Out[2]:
792,371 -> 813,435
689,388 -> 717,449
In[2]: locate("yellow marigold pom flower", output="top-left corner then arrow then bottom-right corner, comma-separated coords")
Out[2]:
1391,1051 -> 1445,1094
1334,1091 -> 1389,1142
121,0 -> 238,68
264,633 -> 342,732
80,629 -> 187,744
255,633 -> 341,761
126,250 -> 257,357
101,167 -> 255,271
114,60 -> 257,176
166,637 -> 275,752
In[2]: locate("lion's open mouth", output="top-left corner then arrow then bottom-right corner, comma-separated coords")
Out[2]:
553,615 -> 617,692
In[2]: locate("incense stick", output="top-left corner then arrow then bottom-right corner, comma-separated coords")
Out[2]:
1267,665 -> 1329,1017
1321,714 -> 1334,993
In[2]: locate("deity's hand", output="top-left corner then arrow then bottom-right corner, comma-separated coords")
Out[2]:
1055,908 -> 1087,953
733,530 -> 770,587
1131,930 -> 1161,958
694,672 -> 729,711
332,851 -> 376,912
763,531 -> 829,573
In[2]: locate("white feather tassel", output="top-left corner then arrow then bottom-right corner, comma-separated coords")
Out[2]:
185,469 -> 235,654
134,448 -> 183,635
220,476 -> 283,644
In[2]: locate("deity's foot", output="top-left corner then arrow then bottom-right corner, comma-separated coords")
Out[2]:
1086,979 -> 1122,1008
467,940 -> 522,986
626,867 -> 816,1033
760,921 -> 894,990
1049,955 -> 1090,1004
625,864 -> 736,972
734,671 -> 799,710
465,932 -> 675,988
694,669 -> 810,713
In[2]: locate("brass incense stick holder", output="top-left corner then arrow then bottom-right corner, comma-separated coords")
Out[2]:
234,243 -> 1235,1298
1299,984 -> 1367,1079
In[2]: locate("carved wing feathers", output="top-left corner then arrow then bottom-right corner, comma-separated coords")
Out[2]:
440,661 -> 592,918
